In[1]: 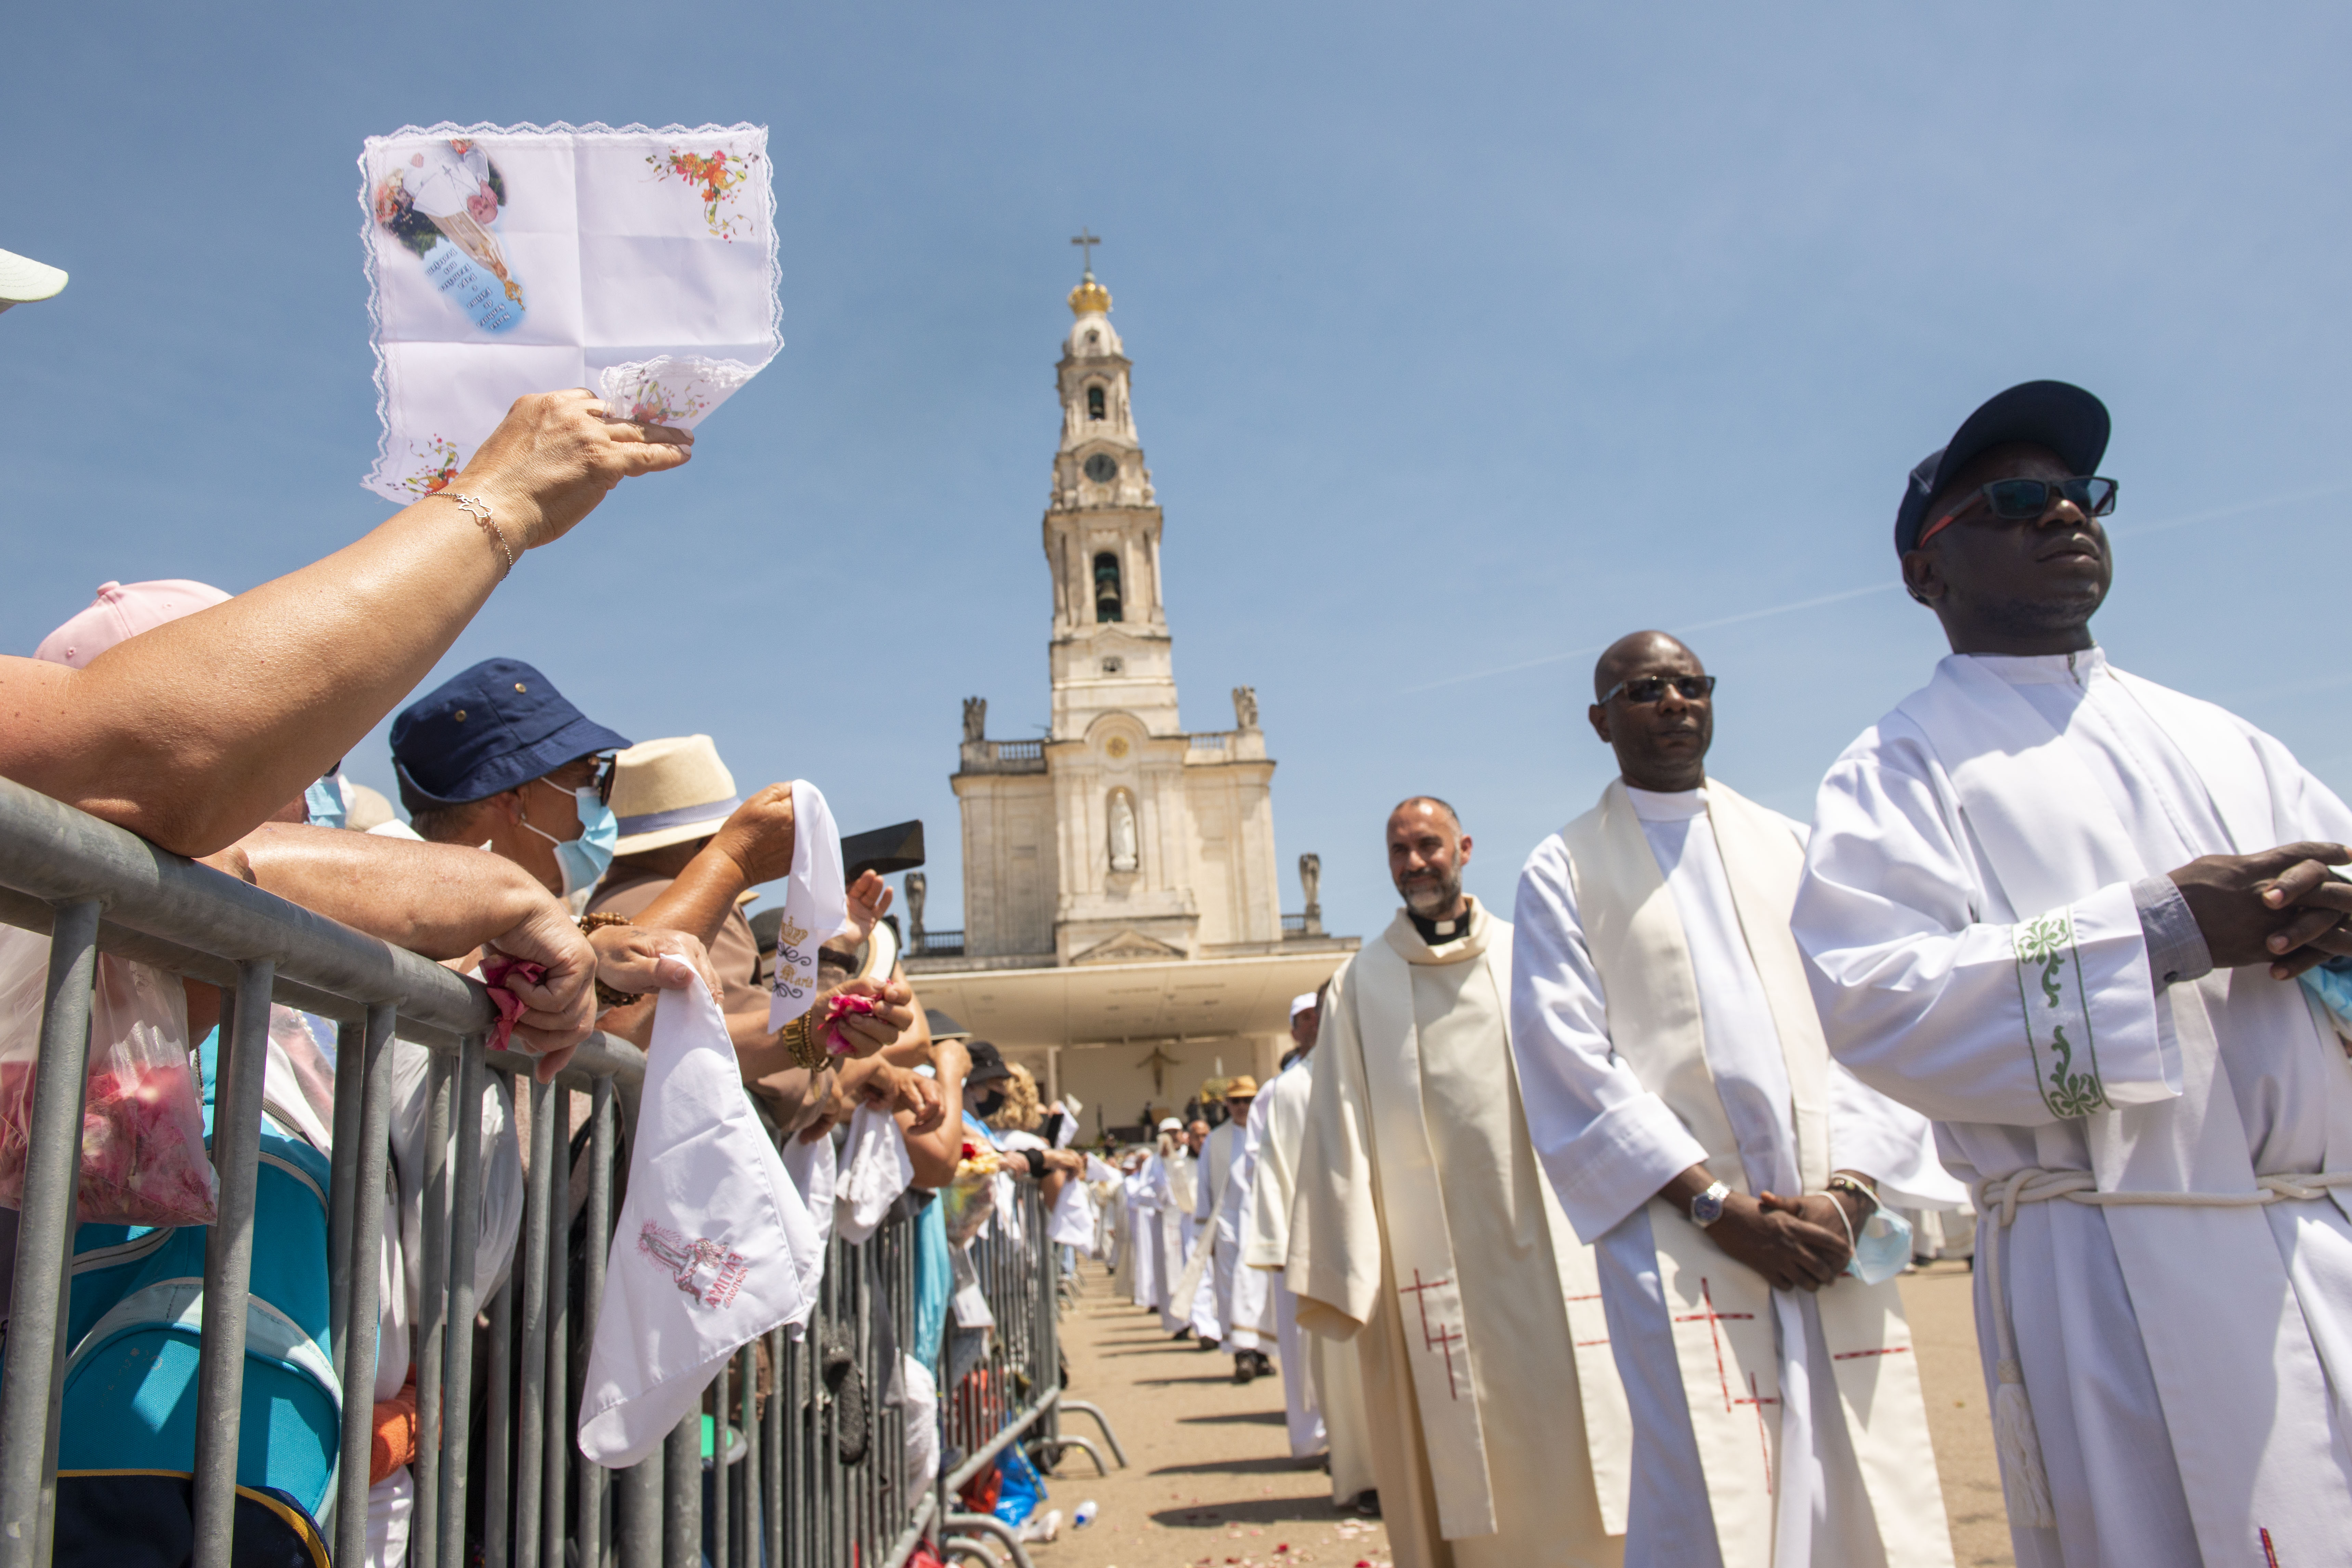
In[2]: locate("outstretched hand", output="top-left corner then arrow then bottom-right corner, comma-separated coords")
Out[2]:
2168,841 -> 2352,977
452,388 -> 693,551
819,975 -> 915,1058
479,900 -> 597,1081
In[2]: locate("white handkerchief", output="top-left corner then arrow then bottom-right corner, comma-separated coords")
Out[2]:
767,780 -> 846,1030
577,978 -> 816,1468
834,1105 -> 914,1245
1049,1177 -> 1097,1251
778,1127 -> 837,1261
358,121 -> 781,504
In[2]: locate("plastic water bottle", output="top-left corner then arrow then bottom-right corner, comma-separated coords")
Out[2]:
1073,1500 -> 1099,1529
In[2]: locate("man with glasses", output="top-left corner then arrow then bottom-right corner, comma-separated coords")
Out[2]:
1793,381 -> 2352,1564
1509,632 -> 1956,1568
392,657 -> 627,908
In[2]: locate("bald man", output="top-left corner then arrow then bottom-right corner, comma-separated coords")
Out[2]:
1509,631 -> 1959,1568
1288,797 -> 1628,1567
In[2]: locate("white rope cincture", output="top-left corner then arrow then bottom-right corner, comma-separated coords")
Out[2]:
1975,1167 -> 2352,1531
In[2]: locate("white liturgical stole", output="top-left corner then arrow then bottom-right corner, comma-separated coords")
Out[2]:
1560,779 -> 1947,1568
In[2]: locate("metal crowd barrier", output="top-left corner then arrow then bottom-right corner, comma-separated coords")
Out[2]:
937,1183 -> 1125,1568
0,775 -> 1114,1568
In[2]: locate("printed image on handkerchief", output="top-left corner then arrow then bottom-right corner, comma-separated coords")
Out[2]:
358,120 -> 782,505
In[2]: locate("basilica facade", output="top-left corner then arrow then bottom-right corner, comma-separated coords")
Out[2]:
904,264 -> 1354,1133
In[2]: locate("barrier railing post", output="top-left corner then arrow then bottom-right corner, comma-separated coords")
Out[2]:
513,1075 -> 553,1568
0,899 -> 98,1568
663,1407 -> 700,1568
542,1088 -> 571,1568
415,1048 -> 454,1568
577,1076 -> 613,1566
190,957 -> 277,1568
440,1034 -> 488,1568
484,1277 -> 513,1568
330,1005 -> 398,1568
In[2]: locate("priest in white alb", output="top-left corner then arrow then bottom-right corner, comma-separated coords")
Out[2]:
1153,1119 -> 1217,1342
1511,632 -> 1959,1568
1197,1076 -> 1274,1381
1290,797 -> 1628,1568
1244,990 -> 1376,1505
1793,380 -> 2352,1567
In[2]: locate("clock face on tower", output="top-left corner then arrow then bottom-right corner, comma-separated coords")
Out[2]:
1083,452 -> 1118,484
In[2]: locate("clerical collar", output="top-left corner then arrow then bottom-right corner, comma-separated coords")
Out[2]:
1962,646 -> 2109,687
1626,784 -> 1707,822
1409,902 -> 1474,944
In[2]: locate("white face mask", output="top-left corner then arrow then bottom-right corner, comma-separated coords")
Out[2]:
520,783 -> 619,898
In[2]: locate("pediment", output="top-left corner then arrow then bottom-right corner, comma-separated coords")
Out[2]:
1071,929 -> 1188,966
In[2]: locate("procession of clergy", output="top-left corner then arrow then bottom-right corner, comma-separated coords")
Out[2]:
1107,379 -> 2352,1568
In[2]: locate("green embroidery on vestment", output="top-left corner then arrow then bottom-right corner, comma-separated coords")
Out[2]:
2014,912 -> 2109,1118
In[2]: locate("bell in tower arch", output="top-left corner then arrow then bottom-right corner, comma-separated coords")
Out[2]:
1093,551 -> 1124,623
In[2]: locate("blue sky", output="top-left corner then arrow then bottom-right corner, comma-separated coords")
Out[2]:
5,4 -> 2351,943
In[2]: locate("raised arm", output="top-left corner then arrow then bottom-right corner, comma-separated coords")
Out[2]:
0,391 -> 689,855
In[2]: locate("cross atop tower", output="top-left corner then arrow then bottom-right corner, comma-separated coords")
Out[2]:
1070,228 -> 1101,276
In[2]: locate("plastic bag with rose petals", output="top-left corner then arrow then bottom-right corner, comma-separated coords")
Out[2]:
0,927 -> 217,1228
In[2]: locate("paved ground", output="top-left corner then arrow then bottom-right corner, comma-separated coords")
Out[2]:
1027,1260 -> 2013,1568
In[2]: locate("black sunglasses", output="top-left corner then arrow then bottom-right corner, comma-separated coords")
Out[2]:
1919,475 -> 2117,546
546,754 -> 618,804
1600,674 -> 1717,706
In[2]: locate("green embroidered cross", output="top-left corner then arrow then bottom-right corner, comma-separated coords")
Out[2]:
2014,912 -> 2109,1119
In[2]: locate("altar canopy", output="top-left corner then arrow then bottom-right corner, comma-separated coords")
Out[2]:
358,120 -> 780,503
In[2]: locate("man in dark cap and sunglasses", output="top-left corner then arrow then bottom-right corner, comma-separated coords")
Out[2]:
1793,381 -> 2352,1564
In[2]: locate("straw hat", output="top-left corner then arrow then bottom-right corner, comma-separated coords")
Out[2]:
609,735 -> 743,855
1225,1074 -> 1259,1101
0,248 -> 68,312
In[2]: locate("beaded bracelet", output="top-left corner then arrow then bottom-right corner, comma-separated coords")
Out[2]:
576,911 -> 644,1009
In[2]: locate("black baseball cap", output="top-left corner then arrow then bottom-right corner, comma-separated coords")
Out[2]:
1894,381 -> 2111,555
390,658 -> 631,812
964,1041 -> 1012,1085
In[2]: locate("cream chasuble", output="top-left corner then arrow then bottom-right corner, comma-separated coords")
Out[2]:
1517,779 -> 1953,1568
1289,901 -> 1628,1568
1796,650 -> 2352,1567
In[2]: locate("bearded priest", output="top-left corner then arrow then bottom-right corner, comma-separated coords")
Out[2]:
1793,380 -> 2352,1567
1290,797 -> 1629,1568
1510,631 -> 1959,1568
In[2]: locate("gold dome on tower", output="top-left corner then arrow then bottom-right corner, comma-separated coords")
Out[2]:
1068,271 -> 1111,316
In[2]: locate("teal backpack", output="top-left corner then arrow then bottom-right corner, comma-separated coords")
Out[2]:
22,1022 -> 342,1567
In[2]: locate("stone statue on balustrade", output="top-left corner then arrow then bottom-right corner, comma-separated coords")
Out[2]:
1298,851 -> 1323,935
962,696 -> 987,744
1230,686 -> 1259,730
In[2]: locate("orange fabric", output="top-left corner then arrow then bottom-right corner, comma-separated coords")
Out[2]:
370,1371 -> 420,1485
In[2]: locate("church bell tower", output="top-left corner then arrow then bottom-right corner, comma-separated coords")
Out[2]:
1044,261 -> 1179,739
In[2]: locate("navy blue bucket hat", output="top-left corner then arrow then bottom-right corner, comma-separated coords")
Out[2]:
1894,380 -> 2111,555
390,658 -> 631,812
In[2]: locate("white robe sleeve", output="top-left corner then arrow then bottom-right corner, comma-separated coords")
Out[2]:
1509,834 -> 1708,1243
1792,721 -> 2178,1127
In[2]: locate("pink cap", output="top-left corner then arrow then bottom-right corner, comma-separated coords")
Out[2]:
34,579 -> 232,668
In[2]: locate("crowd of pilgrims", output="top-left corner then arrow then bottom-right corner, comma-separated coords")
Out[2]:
5,376 -> 2352,1568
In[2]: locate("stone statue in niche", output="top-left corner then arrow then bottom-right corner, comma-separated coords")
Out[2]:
1231,685 -> 1259,730
1109,790 -> 1139,874
905,871 -> 927,942
962,696 -> 986,744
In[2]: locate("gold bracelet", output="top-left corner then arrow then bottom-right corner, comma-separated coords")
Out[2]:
778,1012 -> 829,1073
577,912 -> 644,1009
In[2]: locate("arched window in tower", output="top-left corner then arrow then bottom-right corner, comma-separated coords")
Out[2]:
1086,384 -> 1106,421
1093,551 -> 1124,623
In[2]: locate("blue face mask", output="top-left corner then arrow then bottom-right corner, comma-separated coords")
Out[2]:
303,774 -> 348,830
1845,1205 -> 1916,1286
522,784 -> 618,898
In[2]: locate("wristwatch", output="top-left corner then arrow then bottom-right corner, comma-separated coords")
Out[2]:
1690,1180 -> 1731,1228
